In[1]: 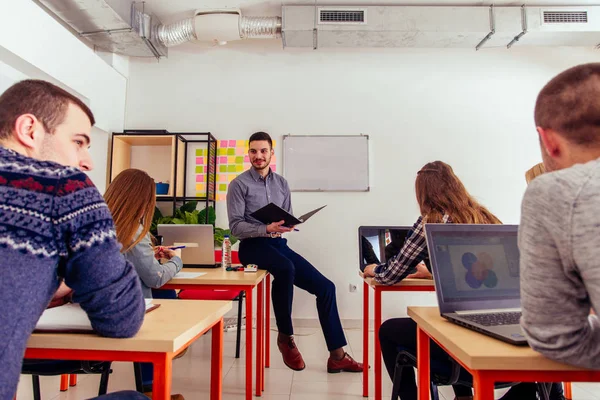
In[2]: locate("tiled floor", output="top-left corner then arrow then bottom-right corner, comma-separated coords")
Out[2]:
14,325 -> 600,399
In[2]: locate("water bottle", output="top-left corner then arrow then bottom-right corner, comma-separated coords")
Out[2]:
222,235 -> 232,268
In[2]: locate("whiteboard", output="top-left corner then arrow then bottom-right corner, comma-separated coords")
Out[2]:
283,135 -> 369,191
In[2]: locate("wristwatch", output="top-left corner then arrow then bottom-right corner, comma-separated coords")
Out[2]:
269,232 -> 282,238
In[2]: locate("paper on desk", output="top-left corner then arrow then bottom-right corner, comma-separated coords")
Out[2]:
35,301 -> 156,333
173,271 -> 207,279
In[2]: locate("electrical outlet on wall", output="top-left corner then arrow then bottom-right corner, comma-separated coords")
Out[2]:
349,283 -> 357,293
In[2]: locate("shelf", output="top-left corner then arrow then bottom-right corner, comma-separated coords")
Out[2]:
155,196 -> 216,202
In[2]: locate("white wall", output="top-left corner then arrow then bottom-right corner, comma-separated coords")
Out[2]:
0,0 -> 128,191
126,43 -> 599,322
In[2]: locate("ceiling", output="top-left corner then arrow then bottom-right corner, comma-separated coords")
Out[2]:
141,0 -> 600,24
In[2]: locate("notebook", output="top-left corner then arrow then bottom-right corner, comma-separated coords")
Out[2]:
250,203 -> 326,228
34,300 -> 159,333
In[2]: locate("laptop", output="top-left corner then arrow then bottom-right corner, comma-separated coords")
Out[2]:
358,226 -> 412,272
157,224 -> 217,268
425,223 -> 527,346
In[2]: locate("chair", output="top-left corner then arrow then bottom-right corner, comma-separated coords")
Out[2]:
389,350 -> 553,400
21,360 -> 112,400
177,250 -> 245,358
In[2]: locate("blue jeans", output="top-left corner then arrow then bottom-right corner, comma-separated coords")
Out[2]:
90,391 -> 149,399
239,237 -> 347,351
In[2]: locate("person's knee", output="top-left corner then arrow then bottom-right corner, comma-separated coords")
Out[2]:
315,278 -> 336,298
271,259 -> 296,282
379,319 -> 395,342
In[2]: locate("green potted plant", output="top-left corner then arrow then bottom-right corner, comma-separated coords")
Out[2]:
151,202 -> 237,247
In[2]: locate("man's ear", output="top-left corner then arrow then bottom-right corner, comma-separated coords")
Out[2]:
13,114 -> 42,150
537,127 -> 560,158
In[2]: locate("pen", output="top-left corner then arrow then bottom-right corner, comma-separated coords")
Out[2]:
293,229 -> 299,232
168,245 -> 186,250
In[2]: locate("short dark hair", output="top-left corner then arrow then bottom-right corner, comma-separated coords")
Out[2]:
249,131 -> 273,148
535,63 -> 600,146
0,79 -> 95,140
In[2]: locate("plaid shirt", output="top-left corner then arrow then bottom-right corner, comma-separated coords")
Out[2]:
374,214 -> 450,285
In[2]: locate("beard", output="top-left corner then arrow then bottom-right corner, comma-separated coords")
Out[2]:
252,155 -> 271,171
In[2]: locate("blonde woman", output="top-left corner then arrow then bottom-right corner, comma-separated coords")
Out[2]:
525,163 -> 546,184
104,169 -> 184,400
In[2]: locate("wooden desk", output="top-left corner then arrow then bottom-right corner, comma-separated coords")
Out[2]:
163,269 -> 270,400
25,300 -> 231,400
360,273 -> 435,399
408,306 -> 600,400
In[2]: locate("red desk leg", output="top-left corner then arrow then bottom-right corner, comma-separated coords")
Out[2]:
69,374 -> 77,386
374,288 -> 382,400
416,326 -> 430,400
473,371 -> 495,400
211,318 -> 224,400
565,382 -> 572,399
256,281 -> 264,396
153,352 -> 173,400
266,274 -> 271,369
60,374 -> 69,391
245,287 -> 254,400
363,280 -> 369,398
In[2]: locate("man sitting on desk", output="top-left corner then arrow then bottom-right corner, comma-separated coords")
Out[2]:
227,131 -> 362,373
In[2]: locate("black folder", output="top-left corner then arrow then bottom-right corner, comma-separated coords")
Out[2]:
250,203 -> 326,228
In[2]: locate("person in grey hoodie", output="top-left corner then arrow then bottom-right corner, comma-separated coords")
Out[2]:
520,62 -> 600,370
104,168 -> 184,400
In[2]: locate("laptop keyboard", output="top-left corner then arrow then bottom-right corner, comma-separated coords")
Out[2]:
460,312 -> 522,326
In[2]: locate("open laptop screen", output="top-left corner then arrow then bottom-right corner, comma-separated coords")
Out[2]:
426,224 -> 520,308
358,226 -> 412,272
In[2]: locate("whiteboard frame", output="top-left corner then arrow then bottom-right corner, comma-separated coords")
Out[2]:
282,134 -> 370,192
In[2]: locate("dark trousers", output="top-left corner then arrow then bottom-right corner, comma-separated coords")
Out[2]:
90,391 -> 149,399
239,237 -> 347,351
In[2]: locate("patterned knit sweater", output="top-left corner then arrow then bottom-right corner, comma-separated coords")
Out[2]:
0,146 -> 145,399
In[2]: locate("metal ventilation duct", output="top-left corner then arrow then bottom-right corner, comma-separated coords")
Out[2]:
37,0 -> 167,58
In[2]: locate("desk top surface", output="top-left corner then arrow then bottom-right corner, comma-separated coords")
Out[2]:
167,268 -> 268,286
359,272 -> 434,288
27,300 -> 232,353
408,306 -> 589,371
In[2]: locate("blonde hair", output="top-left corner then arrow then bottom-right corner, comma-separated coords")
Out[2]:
525,163 -> 546,184
415,161 -> 502,225
104,169 -> 156,253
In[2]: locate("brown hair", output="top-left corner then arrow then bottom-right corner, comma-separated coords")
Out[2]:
415,161 -> 501,224
0,79 -> 95,140
525,163 -> 546,184
104,169 -> 156,253
534,63 -> 600,146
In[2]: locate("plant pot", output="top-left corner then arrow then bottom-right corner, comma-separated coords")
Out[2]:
156,183 -> 169,195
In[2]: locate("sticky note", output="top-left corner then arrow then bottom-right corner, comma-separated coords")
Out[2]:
227,165 -> 236,172
204,166 -> 208,173
219,184 -> 227,192
196,184 -> 206,192
226,156 -> 234,164
237,140 -> 246,147
236,165 -> 243,172
272,165 -> 277,172
219,174 -> 227,182
235,147 -> 245,155
219,165 -> 226,173
228,140 -> 236,147
218,148 -> 226,156
244,155 -> 250,163
195,166 -> 203,174
196,157 -> 204,165
228,174 -> 236,182
235,156 -> 243,164
227,148 -> 235,155
219,156 -> 227,164
197,175 -> 205,183
195,149 -> 203,156
244,165 -> 251,171
220,141 -> 227,148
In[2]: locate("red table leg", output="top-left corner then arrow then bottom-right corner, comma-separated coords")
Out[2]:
266,274 -> 271,369
60,374 -> 69,391
473,371 -> 495,400
256,281 -> 264,396
565,382 -> 572,399
152,352 -> 173,400
211,318 -> 224,400
69,374 -> 77,387
416,326 -> 430,400
363,280 -> 369,398
245,287 -> 253,400
374,288 -> 382,400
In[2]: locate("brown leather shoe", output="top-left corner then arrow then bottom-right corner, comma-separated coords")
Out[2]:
327,352 -> 363,373
277,336 -> 305,371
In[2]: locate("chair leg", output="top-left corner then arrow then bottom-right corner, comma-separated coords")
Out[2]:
430,382 -> 440,400
98,368 -> 111,395
235,291 -> 243,359
133,362 -> 144,392
564,382 -> 572,400
59,374 -> 69,391
69,374 -> 77,387
390,365 -> 402,400
32,375 -> 41,400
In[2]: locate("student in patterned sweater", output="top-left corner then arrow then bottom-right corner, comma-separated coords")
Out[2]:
0,80 -> 146,400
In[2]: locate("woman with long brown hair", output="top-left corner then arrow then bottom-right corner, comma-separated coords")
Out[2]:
364,161 -> 500,285
104,169 -> 184,400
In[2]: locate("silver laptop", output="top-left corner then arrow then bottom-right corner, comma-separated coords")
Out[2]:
425,223 -> 527,346
157,224 -> 217,268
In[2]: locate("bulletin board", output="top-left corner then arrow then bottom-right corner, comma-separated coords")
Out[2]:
283,135 -> 369,192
